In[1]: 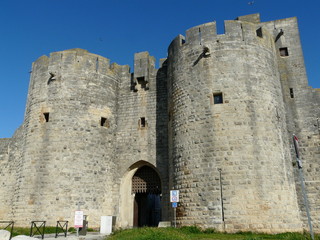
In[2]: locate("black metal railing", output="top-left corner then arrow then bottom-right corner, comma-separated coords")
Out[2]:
55,221 -> 68,238
0,221 -> 14,240
30,221 -> 46,239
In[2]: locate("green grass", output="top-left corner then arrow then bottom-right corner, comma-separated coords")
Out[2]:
11,226 -> 58,237
7,226 -> 319,240
107,227 -> 320,240
10,226 -> 99,237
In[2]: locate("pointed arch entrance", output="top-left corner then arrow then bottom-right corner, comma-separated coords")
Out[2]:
118,161 -> 162,228
132,166 -> 161,227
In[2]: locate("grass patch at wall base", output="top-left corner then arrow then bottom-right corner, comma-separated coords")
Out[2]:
107,227 -> 319,240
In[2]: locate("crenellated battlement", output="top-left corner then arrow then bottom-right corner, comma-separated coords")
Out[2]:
168,14 -> 285,55
33,48 -> 130,79
131,51 -> 156,91
185,21 -> 217,45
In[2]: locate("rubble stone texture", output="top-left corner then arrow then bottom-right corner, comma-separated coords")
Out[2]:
0,14 -> 319,233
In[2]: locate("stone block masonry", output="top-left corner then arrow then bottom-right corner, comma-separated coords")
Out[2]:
0,13 -> 319,233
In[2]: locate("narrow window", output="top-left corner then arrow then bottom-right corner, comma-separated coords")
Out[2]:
213,93 -> 223,104
101,117 -> 110,128
141,117 -> 146,127
256,27 -> 263,38
43,112 -> 50,122
95,57 -> 99,72
279,47 -> 289,57
240,24 -> 244,41
139,117 -> 146,128
290,88 -> 294,98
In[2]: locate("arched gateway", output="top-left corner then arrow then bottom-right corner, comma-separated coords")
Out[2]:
132,166 -> 161,227
118,162 -> 162,228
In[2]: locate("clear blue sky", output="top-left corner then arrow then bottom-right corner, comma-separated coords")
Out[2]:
1,0 -> 319,138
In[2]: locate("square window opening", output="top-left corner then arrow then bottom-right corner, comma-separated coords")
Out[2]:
101,117 -> 110,128
213,93 -> 223,104
279,47 -> 289,57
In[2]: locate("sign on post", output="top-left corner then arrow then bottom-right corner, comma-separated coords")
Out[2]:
74,211 -> 84,228
170,190 -> 179,203
170,190 -> 179,228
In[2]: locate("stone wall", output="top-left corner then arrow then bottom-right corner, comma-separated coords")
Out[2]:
9,49 -> 124,226
114,52 -> 169,228
0,138 -> 11,218
263,17 -> 320,231
0,49 -> 169,228
0,13 -> 319,233
0,126 -> 25,221
167,14 -> 303,232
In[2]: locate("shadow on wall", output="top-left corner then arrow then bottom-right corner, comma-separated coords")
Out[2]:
155,59 -> 169,221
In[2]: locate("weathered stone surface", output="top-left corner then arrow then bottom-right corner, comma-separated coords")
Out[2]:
0,13 -> 319,233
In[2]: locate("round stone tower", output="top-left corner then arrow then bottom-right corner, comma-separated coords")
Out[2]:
167,18 -> 303,232
14,49 -> 125,226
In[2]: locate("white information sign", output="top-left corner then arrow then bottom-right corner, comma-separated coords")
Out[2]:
170,190 -> 179,203
74,210 -> 84,228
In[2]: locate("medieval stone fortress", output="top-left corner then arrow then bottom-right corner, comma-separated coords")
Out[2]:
0,13 -> 319,233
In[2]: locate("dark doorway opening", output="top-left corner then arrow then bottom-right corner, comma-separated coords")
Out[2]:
134,193 -> 161,227
132,166 -> 161,227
